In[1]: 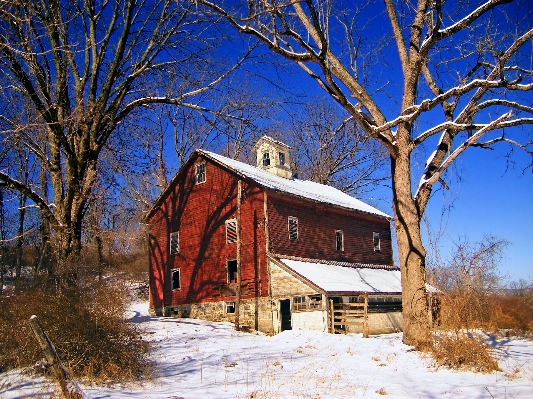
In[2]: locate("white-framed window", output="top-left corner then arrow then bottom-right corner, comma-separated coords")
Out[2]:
373,232 -> 380,251
288,216 -> 298,240
227,259 -> 238,283
336,230 -> 344,251
226,219 -> 237,244
169,231 -> 179,254
195,162 -> 206,184
171,268 -> 181,290
225,301 -> 236,314
279,152 -> 285,166
262,152 -> 270,166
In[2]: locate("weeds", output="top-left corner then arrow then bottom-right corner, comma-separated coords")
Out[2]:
0,281 -> 150,384
431,333 -> 500,373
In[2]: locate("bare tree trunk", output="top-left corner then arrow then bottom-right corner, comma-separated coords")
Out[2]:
392,155 -> 431,348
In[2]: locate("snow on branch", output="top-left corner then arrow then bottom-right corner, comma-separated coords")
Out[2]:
416,111 -> 513,197
421,0 -> 512,52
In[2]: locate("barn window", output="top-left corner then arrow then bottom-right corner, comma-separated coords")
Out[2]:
195,162 -> 206,184
373,232 -> 380,251
288,216 -> 298,240
262,152 -> 270,166
225,301 -> 236,314
308,294 -> 322,310
171,269 -> 181,290
279,152 -> 285,166
227,259 -> 238,283
293,296 -> 307,311
335,230 -> 344,251
226,219 -> 237,244
169,231 -> 179,254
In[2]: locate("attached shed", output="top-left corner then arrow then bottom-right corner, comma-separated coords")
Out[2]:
268,255 -> 403,334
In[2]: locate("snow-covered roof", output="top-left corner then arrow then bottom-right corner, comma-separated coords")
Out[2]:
278,257 -> 402,294
199,150 -> 390,218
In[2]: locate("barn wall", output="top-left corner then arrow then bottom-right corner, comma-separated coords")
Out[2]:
267,193 -> 393,265
148,154 -> 269,312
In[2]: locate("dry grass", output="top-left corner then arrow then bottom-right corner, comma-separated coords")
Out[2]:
431,333 -> 500,373
0,281 -> 150,384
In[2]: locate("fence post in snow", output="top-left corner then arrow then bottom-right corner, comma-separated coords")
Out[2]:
29,315 -> 84,399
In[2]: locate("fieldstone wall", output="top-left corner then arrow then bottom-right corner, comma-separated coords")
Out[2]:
151,297 -> 275,334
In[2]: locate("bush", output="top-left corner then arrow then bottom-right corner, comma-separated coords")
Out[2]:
0,281 -> 150,384
432,333 -> 500,373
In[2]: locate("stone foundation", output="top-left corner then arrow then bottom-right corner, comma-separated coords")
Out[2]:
150,297 -> 275,334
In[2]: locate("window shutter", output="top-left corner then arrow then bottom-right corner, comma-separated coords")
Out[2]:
169,232 -> 179,254
288,216 -> 298,240
226,219 -> 237,244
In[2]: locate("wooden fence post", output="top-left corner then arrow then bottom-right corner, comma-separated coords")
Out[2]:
363,294 -> 369,338
29,315 -> 84,399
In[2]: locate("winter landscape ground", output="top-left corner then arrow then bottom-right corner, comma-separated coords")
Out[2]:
2,301 -> 532,399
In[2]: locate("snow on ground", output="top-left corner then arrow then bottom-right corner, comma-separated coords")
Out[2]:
2,301 -> 533,399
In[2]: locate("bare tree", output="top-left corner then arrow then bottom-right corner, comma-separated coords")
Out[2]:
289,99 -> 389,196
198,0 -> 533,346
428,235 -> 509,331
0,0 -> 248,278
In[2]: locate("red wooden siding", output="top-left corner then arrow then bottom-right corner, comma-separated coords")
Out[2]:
266,192 -> 393,265
148,155 -> 269,310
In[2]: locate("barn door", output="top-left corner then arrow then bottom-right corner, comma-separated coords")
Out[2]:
279,299 -> 292,331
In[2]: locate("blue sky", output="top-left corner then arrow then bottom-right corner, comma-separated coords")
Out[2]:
422,144 -> 533,282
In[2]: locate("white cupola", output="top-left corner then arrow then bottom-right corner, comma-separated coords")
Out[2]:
252,136 -> 292,179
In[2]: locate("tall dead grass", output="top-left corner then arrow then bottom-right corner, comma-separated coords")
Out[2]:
0,281 -> 150,383
431,332 -> 500,373
431,289 -> 533,372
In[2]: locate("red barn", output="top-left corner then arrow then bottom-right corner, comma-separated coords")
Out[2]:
147,136 -> 403,334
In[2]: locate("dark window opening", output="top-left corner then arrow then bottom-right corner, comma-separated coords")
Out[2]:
263,152 -> 270,166
171,269 -> 181,290
336,230 -> 344,251
196,163 -> 206,184
373,232 -> 380,251
279,152 -> 285,166
225,301 -> 236,314
227,259 -> 238,283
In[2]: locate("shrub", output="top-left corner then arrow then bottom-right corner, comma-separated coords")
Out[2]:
0,281 -> 150,384
431,333 -> 500,373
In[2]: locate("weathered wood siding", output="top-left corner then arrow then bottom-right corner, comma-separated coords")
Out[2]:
148,154 -> 269,312
267,192 -> 393,265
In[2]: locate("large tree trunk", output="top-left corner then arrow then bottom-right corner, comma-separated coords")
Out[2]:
392,154 -> 431,348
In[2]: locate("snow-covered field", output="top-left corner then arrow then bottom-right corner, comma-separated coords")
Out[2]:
2,301 -> 533,399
